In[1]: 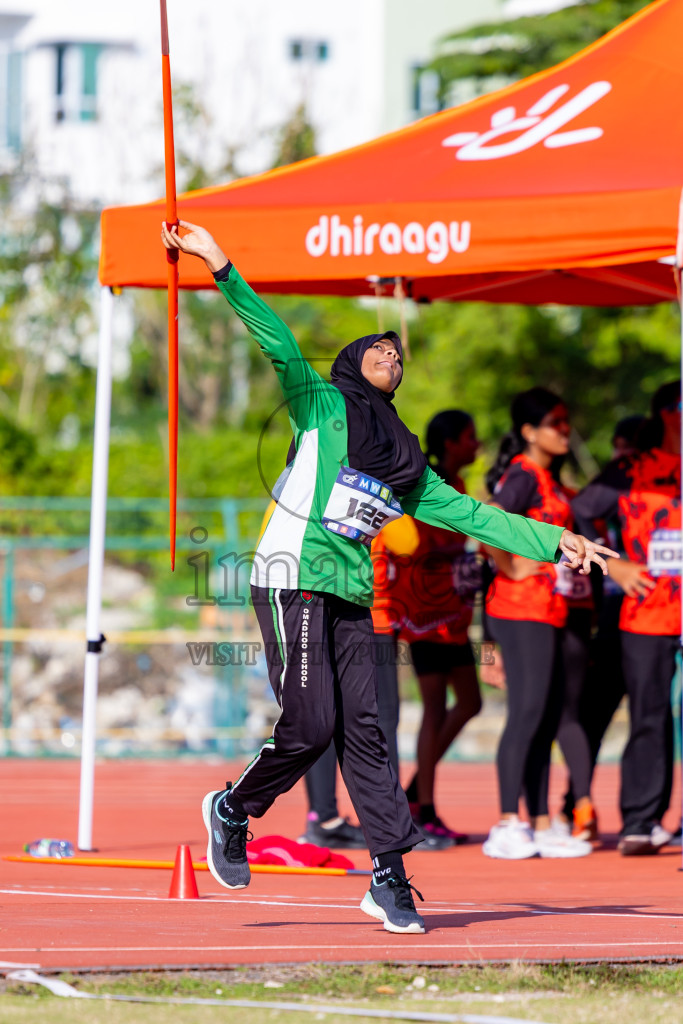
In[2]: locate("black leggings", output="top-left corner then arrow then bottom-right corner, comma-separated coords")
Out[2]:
563,594 -> 625,817
555,608 -> 593,803
488,618 -> 563,818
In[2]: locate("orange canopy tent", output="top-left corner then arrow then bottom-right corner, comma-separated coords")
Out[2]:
99,0 -> 683,306
81,0 -> 683,851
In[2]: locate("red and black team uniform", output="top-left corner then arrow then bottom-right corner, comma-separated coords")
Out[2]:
487,454 -> 592,817
370,516 -> 479,774
572,447 -> 681,837
400,520 -> 478,671
374,480 -> 480,669
373,506 -> 482,843
368,530 -> 402,774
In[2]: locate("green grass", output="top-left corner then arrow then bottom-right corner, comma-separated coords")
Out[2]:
3,962 -> 683,1023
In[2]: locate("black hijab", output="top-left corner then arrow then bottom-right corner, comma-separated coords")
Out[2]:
286,331 -> 427,495
330,331 -> 427,496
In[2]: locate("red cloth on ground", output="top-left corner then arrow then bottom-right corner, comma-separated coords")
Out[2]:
246,835 -> 354,869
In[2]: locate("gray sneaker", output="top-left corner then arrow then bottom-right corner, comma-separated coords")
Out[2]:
360,874 -> 425,934
202,783 -> 252,889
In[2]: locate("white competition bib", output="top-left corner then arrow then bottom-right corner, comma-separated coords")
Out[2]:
647,528 -> 682,577
322,466 -> 403,545
553,556 -> 593,600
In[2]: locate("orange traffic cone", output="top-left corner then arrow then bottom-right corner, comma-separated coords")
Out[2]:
168,844 -> 199,899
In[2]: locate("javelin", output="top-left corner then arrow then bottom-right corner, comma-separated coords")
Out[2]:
3,855 -> 371,877
160,0 -> 179,570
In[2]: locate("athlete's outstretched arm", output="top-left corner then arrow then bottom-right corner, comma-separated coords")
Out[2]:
401,467 -> 618,573
161,221 -> 337,429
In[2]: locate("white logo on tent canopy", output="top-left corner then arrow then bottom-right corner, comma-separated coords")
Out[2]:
442,82 -> 611,160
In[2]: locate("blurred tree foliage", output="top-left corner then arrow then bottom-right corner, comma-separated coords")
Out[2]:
0,62 -> 678,511
0,153 -> 99,488
429,0 -> 652,102
397,299 -> 678,491
169,82 -> 242,192
271,103 -> 317,168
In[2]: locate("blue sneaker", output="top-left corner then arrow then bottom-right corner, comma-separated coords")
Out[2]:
360,874 -> 425,934
202,782 -> 252,889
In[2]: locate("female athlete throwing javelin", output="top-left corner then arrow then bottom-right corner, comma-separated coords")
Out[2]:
162,220 -> 616,935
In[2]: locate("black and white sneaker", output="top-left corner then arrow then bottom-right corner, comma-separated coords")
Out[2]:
299,816 -> 366,849
618,823 -> 671,857
202,782 -> 252,889
360,874 -> 425,934
413,826 -> 454,851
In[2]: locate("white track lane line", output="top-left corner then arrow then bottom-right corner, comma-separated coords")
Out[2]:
2,888 -> 683,922
3,941 -> 683,954
0,888 -> 353,909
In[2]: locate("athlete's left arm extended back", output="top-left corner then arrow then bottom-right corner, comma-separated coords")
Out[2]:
400,467 -> 563,564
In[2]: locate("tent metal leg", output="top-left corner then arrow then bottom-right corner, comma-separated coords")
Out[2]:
78,286 -> 114,852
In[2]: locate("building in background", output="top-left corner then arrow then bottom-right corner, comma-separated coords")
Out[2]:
0,7 -> 28,153
0,0 -> 522,206
502,0 -> 579,13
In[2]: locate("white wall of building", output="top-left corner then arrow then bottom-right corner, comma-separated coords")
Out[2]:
382,0 -> 501,131
1,0 -> 537,207
502,0 -> 579,14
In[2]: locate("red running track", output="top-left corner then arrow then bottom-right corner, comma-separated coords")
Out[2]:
2,759 -> 683,970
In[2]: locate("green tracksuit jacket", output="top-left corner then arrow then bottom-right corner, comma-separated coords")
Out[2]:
215,266 -> 563,607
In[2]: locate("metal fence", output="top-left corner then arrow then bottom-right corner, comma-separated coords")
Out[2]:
1,497 -> 660,765
0,496 -> 273,758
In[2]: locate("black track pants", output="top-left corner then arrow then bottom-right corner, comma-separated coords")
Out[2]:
304,631 -> 401,822
232,587 -> 421,858
620,632 -> 677,835
488,617 -> 563,817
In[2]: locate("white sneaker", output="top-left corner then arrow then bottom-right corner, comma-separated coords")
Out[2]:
534,820 -> 592,858
550,817 -> 571,838
483,817 -> 540,860
651,823 -> 672,848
